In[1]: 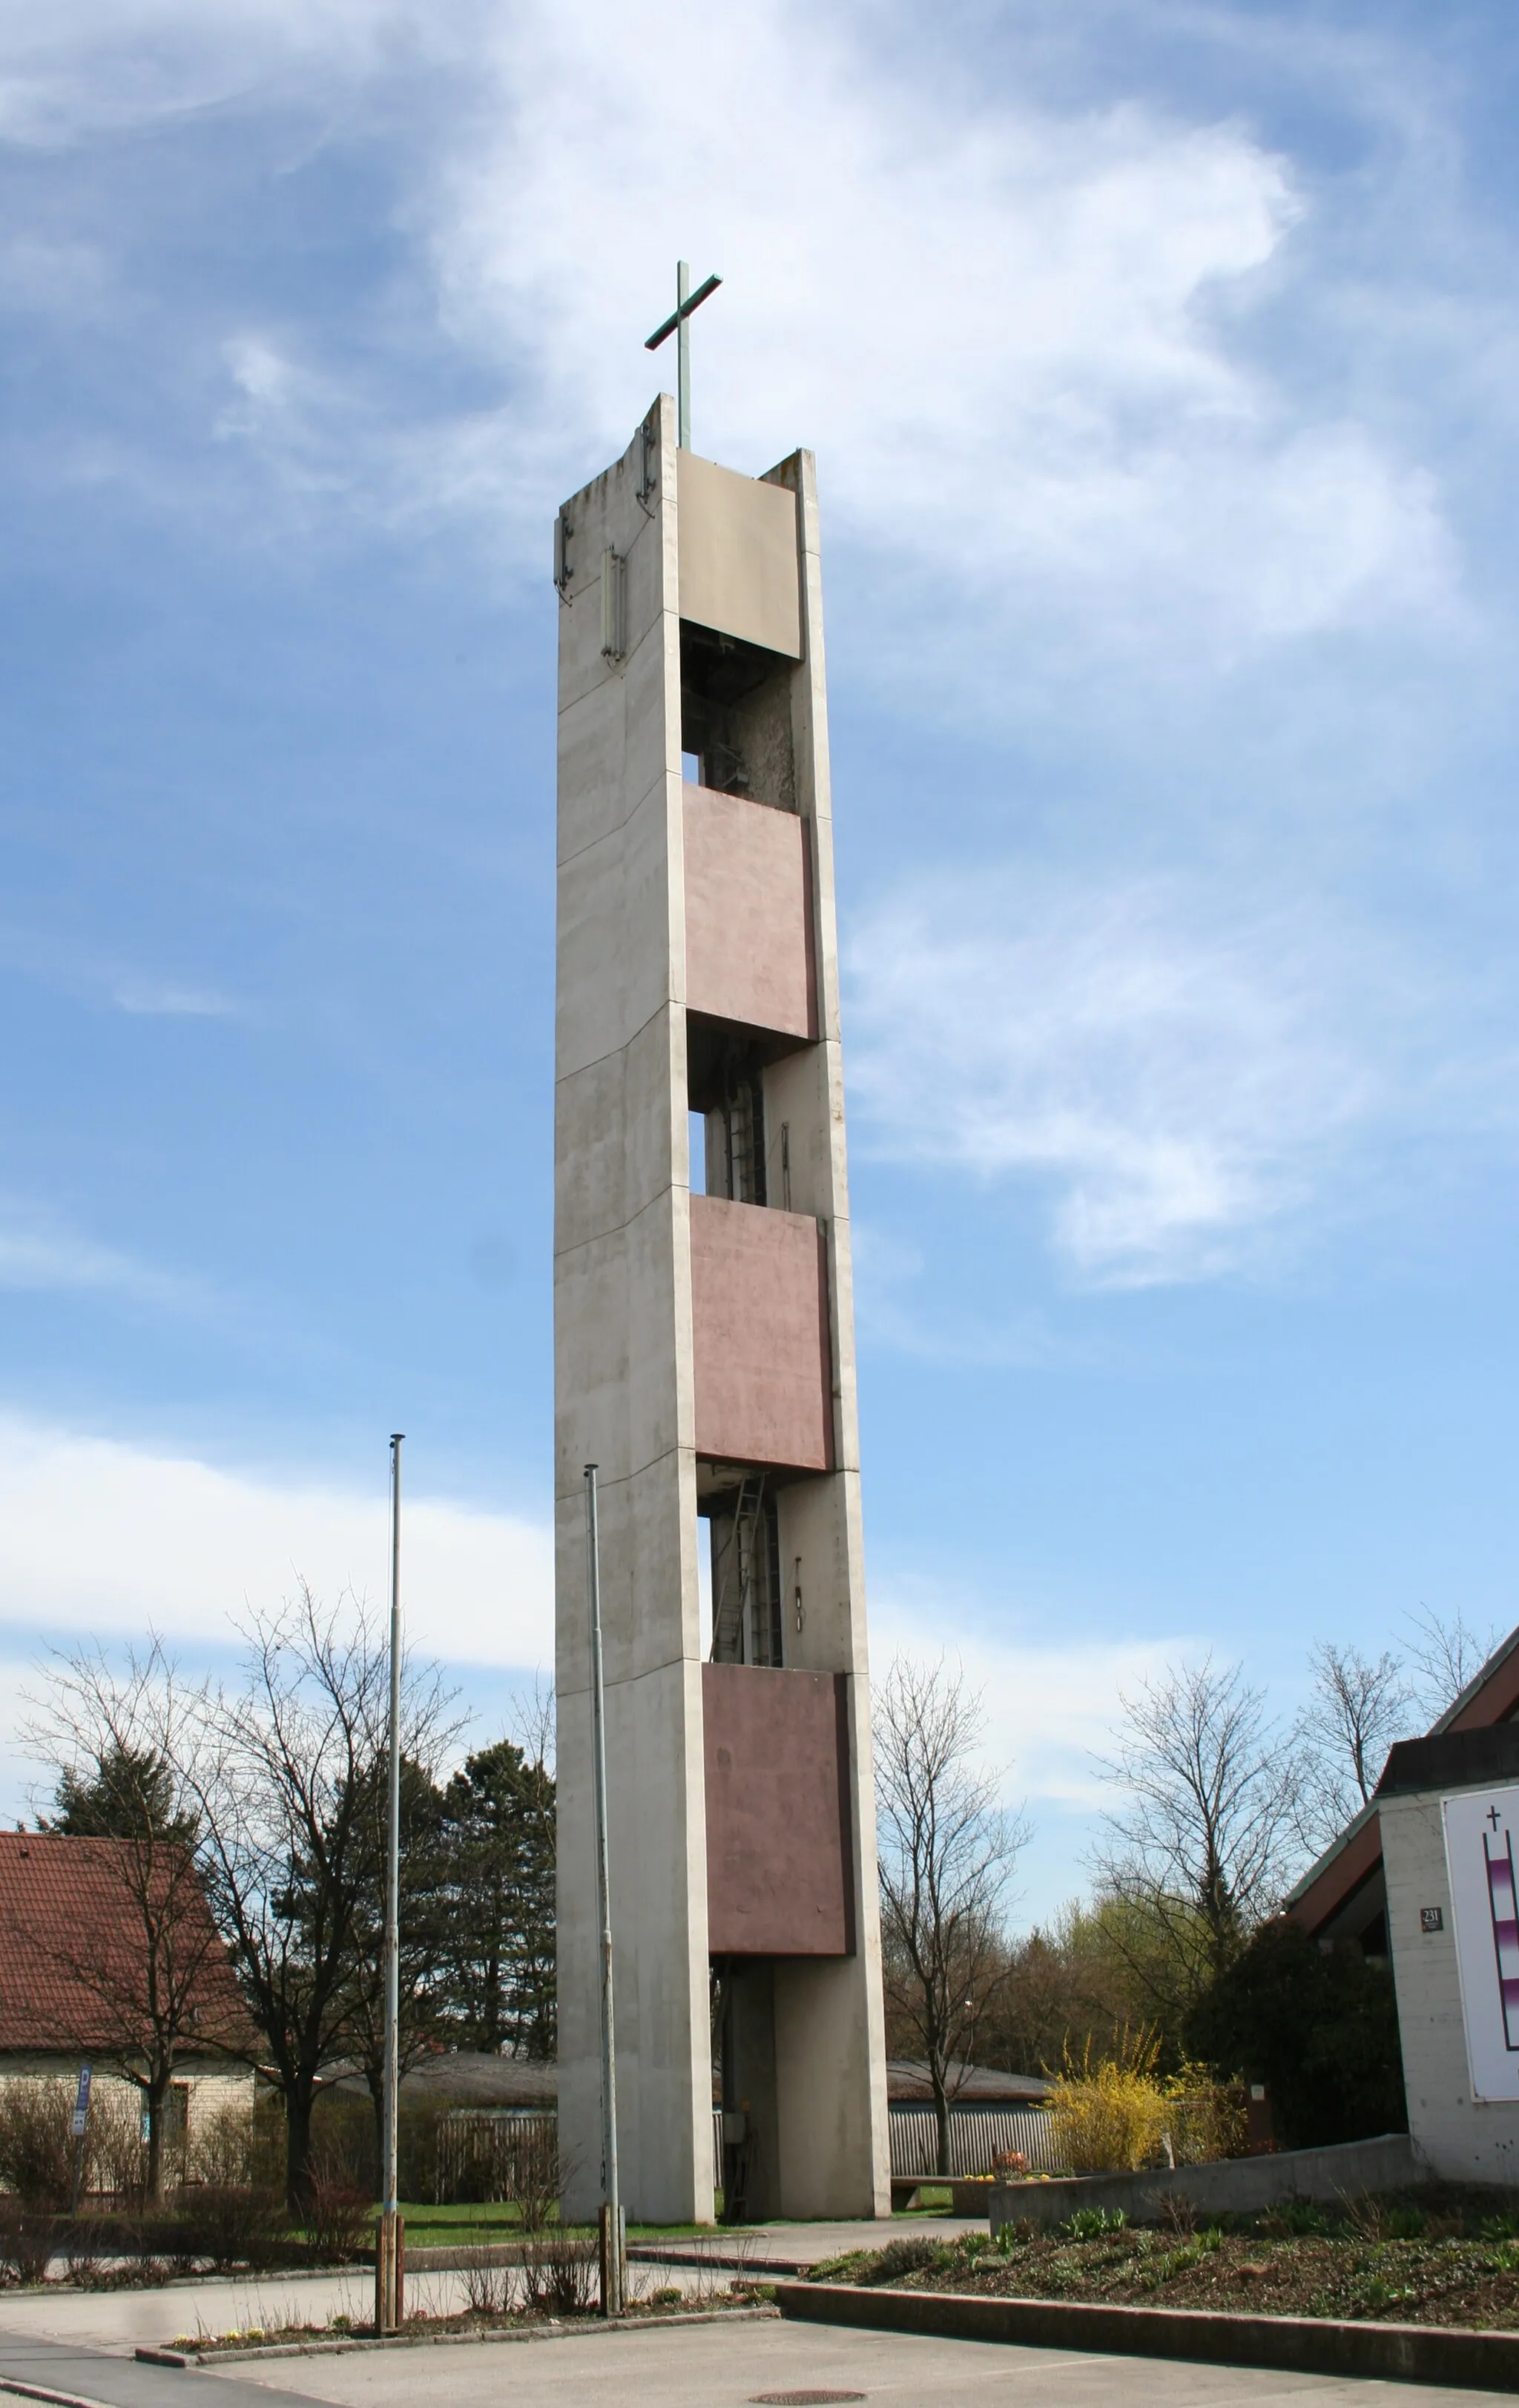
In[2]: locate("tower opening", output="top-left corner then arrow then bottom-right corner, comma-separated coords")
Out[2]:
708,1482 -> 783,1666
680,620 -> 797,814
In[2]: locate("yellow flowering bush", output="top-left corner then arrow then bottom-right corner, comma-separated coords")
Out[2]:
1047,2031 -> 1169,2173
1047,2033 -> 1249,2173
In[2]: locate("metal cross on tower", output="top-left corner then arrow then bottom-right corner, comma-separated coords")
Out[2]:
645,260 -> 722,452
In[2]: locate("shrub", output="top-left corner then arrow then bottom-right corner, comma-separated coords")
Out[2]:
861,2236 -> 943,2286
177,2185 -> 283,2273
1258,2196 -> 1331,2237
303,2143 -> 371,2266
87,2090 -> 148,2203
0,2081 -> 73,2209
510,2118 -> 564,2234
521,2230 -> 598,2315
1185,1919 -> 1406,2151
1164,2064 -> 1249,2165
188,2100 -> 255,2188
1047,2032 -> 1169,2174
0,2199 -> 56,2285
460,2246 -> 513,2315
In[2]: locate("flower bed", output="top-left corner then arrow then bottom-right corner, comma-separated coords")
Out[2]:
811,2189 -> 1519,2330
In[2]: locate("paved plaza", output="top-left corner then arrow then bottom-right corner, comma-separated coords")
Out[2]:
0,2312 -> 1503,2408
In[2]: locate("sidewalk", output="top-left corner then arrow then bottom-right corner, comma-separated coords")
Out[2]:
629,2214 -> 983,2274
0,2217 -> 969,2363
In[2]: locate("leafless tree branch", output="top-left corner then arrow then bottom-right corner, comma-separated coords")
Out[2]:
1290,1642 -> 1417,1860
874,1653 -> 1027,2174
1090,1652 -> 1296,2016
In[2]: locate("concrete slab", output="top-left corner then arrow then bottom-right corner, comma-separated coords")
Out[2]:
194,2313 -> 1491,2408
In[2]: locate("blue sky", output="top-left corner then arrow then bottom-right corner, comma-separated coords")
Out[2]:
2,0 -> 1518,1922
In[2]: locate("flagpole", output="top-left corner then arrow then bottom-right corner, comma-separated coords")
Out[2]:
378,1433 -> 404,2332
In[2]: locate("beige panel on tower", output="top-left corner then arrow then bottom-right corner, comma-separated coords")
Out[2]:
683,785 -> 816,1040
676,452 -> 803,656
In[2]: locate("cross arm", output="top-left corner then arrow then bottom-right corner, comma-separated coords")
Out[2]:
645,273 -> 722,351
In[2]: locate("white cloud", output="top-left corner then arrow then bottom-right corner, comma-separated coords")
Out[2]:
0,1211 -> 209,1310
0,1414 -> 553,1673
846,871 -> 1389,1285
409,1 -> 1462,656
111,979 -> 240,1018
0,0 -> 1465,667
869,1588 -> 1185,1814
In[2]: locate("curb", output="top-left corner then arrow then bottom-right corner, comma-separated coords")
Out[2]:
627,2246 -> 805,2277
137,2302 -> 780,2366
780,2282 -> 1519,2392
0,2382 -> 118,2408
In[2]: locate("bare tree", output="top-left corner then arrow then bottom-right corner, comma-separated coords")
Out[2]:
1092,1654 -> 1296,2017
182,1583 -> 455,2212
1291,1643 -> 1417,1859
874,1655 -> 1027,2176
1404,1605 -> 1502,1723
21,1640 -> 246,2199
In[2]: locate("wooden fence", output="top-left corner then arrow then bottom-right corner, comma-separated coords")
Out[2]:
889,2105 -> 1062,2178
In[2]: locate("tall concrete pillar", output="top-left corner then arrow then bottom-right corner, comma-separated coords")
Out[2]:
554,397 -> 889,2225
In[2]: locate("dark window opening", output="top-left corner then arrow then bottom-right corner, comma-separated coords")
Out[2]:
681,620 -> 797,813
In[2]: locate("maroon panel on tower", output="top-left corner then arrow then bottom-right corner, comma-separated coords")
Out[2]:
704,1663 -> 854,1956
690,1193 -> 833,1472
683,786 -> 816,1041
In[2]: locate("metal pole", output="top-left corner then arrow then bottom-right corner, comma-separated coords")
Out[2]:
676,260 -> 691,452
584,1463 -> 622,2315
379,1432 -> 403,2332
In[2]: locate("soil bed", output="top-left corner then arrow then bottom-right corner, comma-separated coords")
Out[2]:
171,2285 -> 774,2355
811,2190 -> 1519,2332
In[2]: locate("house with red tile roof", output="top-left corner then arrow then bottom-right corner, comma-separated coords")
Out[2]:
0,1829 -> 257,2185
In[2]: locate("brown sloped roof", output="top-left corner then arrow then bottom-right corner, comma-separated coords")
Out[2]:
887,2059 -> 1051,2103
0,1830 -> 255,2058
1286,1622 -> 1519,1939
326,2051 -> 561,2108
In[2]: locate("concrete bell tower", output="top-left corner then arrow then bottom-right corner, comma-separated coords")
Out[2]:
553,394 -> 889,2225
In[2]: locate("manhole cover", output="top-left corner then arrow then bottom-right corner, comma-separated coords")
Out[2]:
750,2395 -> 866,2404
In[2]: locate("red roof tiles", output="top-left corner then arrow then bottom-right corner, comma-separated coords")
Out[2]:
0,1830 -> 253,2057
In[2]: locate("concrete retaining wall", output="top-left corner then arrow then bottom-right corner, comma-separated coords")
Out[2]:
782,2280 -> 1519,2391
989,2131 -> 1421,2228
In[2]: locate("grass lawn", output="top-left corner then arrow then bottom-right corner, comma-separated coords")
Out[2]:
384,2202 -> 753,2246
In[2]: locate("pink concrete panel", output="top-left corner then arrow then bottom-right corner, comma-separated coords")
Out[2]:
704,1663 -> 852,1956
690,1194 -> 833,1474
683,787 -> 816,1041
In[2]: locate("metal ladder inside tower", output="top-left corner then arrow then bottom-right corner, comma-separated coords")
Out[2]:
710,1474 -> 765,1663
